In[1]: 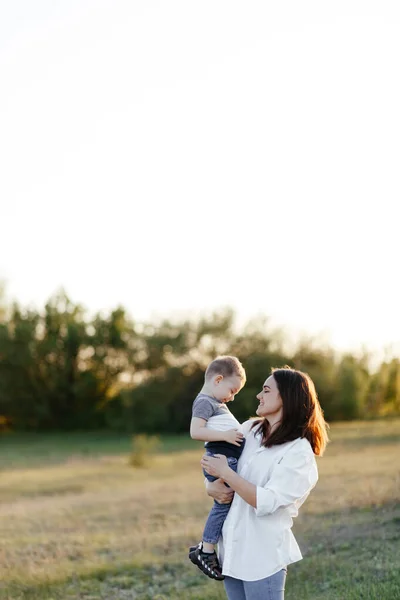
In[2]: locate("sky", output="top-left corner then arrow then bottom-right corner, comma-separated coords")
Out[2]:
1,1 -> 399,356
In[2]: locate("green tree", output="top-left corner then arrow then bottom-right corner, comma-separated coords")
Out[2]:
368,357 -> 400,416
0,291 -> 137,430
0,287 -> 398,434
332,354 -> 369,420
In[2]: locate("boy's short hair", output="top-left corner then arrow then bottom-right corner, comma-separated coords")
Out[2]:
205,355 -> 246,384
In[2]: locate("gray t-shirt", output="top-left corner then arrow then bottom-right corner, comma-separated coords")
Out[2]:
192,393 -> 242,432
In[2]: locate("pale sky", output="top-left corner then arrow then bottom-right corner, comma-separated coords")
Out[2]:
1,1 -> 399,355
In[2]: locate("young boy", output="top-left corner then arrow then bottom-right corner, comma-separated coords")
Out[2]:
188,355 -> 246,581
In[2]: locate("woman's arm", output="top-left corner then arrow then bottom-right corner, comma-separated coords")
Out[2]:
201,454 -> 257,508
222,469 -> 257,508
201,442 -> 318,515
254,447 -> 318,517
206,478 -> 235,504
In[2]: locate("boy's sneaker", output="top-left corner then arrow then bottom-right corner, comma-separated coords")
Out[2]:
188,542 -> 224,581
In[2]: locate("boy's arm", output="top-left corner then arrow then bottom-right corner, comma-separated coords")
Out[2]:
190,417 -> 243,446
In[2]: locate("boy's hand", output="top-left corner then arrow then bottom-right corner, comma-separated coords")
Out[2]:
224,428 -> 244,446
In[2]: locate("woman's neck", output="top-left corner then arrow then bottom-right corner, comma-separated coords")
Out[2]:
267,416 -> 282,433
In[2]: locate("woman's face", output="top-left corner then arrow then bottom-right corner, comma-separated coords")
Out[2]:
256,375 -> 283,420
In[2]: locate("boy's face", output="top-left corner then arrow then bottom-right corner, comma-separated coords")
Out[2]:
212,375 -> 243,403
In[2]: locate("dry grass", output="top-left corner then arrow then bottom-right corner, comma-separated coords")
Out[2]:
0,420 -> 399,599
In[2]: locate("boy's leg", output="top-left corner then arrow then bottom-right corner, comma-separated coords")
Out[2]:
202,457 -> 238,546
188,457 -> 218,554
188,455 -> 237,580
202,462 -> 217,550
203,500 -> 231,545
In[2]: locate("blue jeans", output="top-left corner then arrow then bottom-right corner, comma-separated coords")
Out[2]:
202,452 -> 238,545
224,569 -> 287,600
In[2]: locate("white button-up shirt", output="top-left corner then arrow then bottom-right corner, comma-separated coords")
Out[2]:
218,419 -> 318,581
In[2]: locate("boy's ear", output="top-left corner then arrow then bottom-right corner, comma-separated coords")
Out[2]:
215,374 -> 223,384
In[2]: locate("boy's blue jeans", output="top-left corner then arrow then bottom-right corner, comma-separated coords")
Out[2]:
203,451 -> 238,545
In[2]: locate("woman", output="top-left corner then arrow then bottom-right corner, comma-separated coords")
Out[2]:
201,366 -> 329,600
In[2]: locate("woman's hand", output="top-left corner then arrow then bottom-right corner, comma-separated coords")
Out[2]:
205,478 -> 234,504
201,453 -> 231,479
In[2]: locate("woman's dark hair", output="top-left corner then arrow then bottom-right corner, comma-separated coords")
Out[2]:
251,366 -> 329,456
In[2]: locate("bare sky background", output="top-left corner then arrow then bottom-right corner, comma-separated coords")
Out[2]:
1,1 -> 399,355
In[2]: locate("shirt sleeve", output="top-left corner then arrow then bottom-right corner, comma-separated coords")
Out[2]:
255,445 -> 318,517
192,397 -> 215,421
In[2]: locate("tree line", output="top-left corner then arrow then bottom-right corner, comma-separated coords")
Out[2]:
0,290 -> 399,433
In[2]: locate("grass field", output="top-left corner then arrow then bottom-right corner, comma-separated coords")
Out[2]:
0,420 -> 399,600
